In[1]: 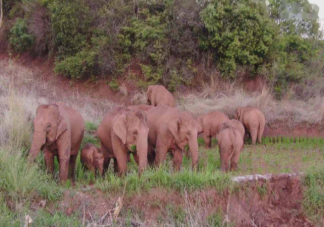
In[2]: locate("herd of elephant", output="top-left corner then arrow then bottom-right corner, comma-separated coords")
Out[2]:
27,85 -> 266,183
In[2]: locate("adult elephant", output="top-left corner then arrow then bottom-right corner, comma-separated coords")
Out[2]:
198,111 -> 230,148
146,105 -> 201,170
147,85 -> 175,107
28,103 -> 85,183
97,107 -> 149,176
234,107 -> 265,145
217,119 -> 244,172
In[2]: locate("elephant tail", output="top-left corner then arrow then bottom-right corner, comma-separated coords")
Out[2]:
258,113 -> 266,144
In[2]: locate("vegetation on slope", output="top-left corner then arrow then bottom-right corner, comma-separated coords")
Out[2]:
0,0 -> 323,97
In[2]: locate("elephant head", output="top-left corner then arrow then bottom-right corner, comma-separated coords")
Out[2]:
170,111 -> 200,169
28,104 -> 67,162
112,110 -> 149,174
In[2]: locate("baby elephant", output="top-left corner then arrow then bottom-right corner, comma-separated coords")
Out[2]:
81,143 -> 104,176
217,120 -> 245,172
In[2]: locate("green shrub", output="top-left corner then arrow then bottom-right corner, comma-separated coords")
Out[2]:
54,48 -> 98,79
109,79 -> 119,92
49,0 -> 92,59
9,18 -> 35,53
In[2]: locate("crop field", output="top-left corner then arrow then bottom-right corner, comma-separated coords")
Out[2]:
0,61 -> 324,226
1,122 -> 324,226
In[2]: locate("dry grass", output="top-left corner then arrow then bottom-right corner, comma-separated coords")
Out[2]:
178,87 -> 324,127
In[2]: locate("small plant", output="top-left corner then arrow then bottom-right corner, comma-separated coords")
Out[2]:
109,79 -> 119,92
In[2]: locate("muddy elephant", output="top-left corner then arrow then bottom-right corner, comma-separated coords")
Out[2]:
81,143 -> 104,176
147,85 -> 175,107
97,107 -> 149,176
216,120 -> 244,172
198,111 -> 230,148
28,103 -> 85,183
234,107 -> 265,145
146,105 -> 201,170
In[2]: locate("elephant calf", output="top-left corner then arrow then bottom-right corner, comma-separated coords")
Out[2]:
97,107 -> 149,176
217,120 -> 244,172
81,143 -> 104,176
234,107 -> 265,145
147,85 -> 175,107
198,111 -> 230,148
28,103 -> 85,183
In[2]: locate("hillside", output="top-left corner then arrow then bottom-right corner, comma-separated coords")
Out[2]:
0,52 -> 324,226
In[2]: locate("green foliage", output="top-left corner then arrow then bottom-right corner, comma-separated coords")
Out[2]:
109,79 -> 120,92
9,18 -> 35,53
200,0 -> 276,77
85,121 -> 98,132
49,0 -> 92,59
54,48 -> 98,79
303,167 -> 324,222
0,149 -> 61,201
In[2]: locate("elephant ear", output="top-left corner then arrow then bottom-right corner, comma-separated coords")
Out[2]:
56,117 -> 67,140
169,117 -> 182,140
113,114 -> 127,144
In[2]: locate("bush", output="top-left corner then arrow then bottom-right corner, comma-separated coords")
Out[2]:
9,18 -> 35,53
54,48 -> 98,79
49,0 -> 92,59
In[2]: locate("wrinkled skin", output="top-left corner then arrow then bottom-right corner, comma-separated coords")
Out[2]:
234,107 -> 265,145
28,103 -> 85,183
216,120 -> 244,172
147,85 -> 175,107
81,143 -> 104,176
146,105 -> 200,171
198,111 -> 229,148
97,108 -> 149,176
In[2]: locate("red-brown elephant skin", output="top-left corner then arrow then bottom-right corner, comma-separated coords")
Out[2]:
28,103 -> 85,183
147,85 -> 175,107
81,143 -> 104,177
97,107 -> 149,176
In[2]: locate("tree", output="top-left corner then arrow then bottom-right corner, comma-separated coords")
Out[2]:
200,0 -> 276,77
268,0 -> 320,38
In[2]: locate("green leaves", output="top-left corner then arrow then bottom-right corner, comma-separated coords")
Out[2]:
9,18 -> 35,53
200,0 -> 276,77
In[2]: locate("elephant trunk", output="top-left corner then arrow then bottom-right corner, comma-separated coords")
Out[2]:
136,130 -> 148,175
188,135 -> 199,170
28,128 -> 46,162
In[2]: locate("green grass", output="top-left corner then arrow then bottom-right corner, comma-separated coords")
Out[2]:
303,166 -> 324,223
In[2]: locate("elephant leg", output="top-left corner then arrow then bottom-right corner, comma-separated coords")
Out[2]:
204,132 -> 212,148
173,149 -> 183,171
44,149 -> 54,175
68,154 -> 77,181
155,139 -> 168,166
103,157 -> 111,175
219,145 -> 230,172
57,136 -> 71,183
113,158 -> 119,174
133,153 -> 140,165
230,150 -> 240,172
250,127 -> 257,145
